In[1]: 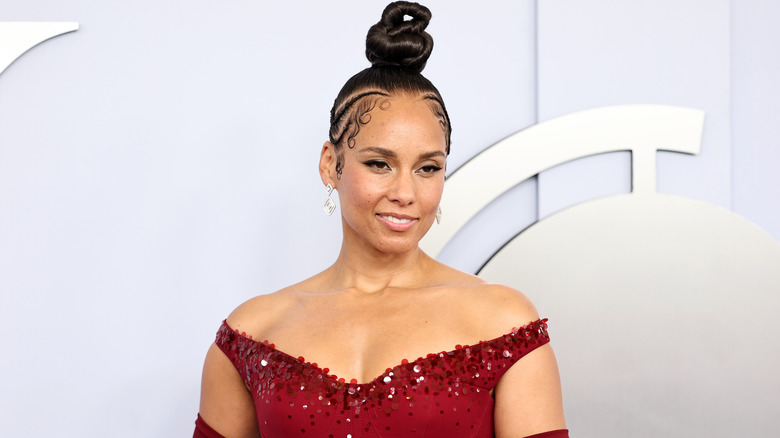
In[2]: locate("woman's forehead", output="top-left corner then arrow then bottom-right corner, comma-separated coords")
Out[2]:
354,101 -> 447,149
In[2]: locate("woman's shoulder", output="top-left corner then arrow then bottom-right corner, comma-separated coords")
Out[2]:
224,281 -> 309,340
430,261 -> 541,335
466,282 -> 541,336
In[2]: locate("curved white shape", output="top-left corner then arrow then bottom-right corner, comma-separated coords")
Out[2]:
420,105 -> 705,257
0,22 -> 79,74
479,192 -> 780,437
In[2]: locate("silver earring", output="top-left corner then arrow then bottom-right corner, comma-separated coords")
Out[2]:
436,206 -> 442,224
323,183 -> 336,216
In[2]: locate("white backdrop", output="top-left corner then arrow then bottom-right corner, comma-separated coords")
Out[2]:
1,1 -> 778,437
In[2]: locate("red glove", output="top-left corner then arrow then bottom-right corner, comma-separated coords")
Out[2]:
524,429 -> 570,438
193,414 -> 225,438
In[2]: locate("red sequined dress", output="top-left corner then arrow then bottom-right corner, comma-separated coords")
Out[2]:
211,318 -> 554,437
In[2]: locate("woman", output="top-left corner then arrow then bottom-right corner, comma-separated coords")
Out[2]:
195,2 -> 567,437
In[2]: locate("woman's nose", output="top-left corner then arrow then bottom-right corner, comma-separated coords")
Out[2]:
388,172 -> 416,205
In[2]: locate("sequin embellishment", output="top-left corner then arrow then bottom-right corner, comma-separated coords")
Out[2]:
216,319 -> 551,437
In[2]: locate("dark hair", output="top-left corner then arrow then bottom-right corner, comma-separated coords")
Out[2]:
328,1 -> 452,177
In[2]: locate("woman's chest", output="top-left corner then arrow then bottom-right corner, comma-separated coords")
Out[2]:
244,341 -> 500,438
263,292 -> 482,383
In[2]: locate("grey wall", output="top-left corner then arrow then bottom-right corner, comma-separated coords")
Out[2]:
1,1 -> 778,437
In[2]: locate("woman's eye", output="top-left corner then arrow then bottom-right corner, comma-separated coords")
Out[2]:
364,160 -> 390,170
419,164 -> 443,174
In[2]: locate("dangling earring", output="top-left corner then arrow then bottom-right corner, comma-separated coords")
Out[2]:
436,206 -> 442,224
323,183 -> 336,216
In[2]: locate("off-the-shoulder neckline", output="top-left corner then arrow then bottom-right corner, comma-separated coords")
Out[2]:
220,318 -> 548,386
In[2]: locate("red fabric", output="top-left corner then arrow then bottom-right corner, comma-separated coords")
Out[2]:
215,318 -> 552,437
193,414 -> 225,438
195,413 -> 566,438
524,429 -> 570,438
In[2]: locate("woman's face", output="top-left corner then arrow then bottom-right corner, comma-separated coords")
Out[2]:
331,93 -> 447,255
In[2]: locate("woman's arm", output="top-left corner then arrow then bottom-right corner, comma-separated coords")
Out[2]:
493,343 -> 567,437
197,342 -> 261,438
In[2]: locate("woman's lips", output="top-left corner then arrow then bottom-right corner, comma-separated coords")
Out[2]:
377,213 -> 417,231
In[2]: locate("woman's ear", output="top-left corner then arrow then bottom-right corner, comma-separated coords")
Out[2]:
319,141 -> 337,186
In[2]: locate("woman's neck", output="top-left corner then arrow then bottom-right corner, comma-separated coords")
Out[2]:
327,238 -> 432,294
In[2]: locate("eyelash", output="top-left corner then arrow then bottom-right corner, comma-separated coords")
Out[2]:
363,161 -> 443,175
420,165 -> 443,174
363,160 -> 390,170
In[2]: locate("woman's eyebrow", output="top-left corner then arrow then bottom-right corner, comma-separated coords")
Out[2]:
419,151 -> 446,160
359,147 -> 445,160
359,146 -> 396,157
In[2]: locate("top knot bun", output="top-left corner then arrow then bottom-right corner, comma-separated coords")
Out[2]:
365,1 -> 434,73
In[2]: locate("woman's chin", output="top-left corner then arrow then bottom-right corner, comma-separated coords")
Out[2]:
368,236 -> 422,256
